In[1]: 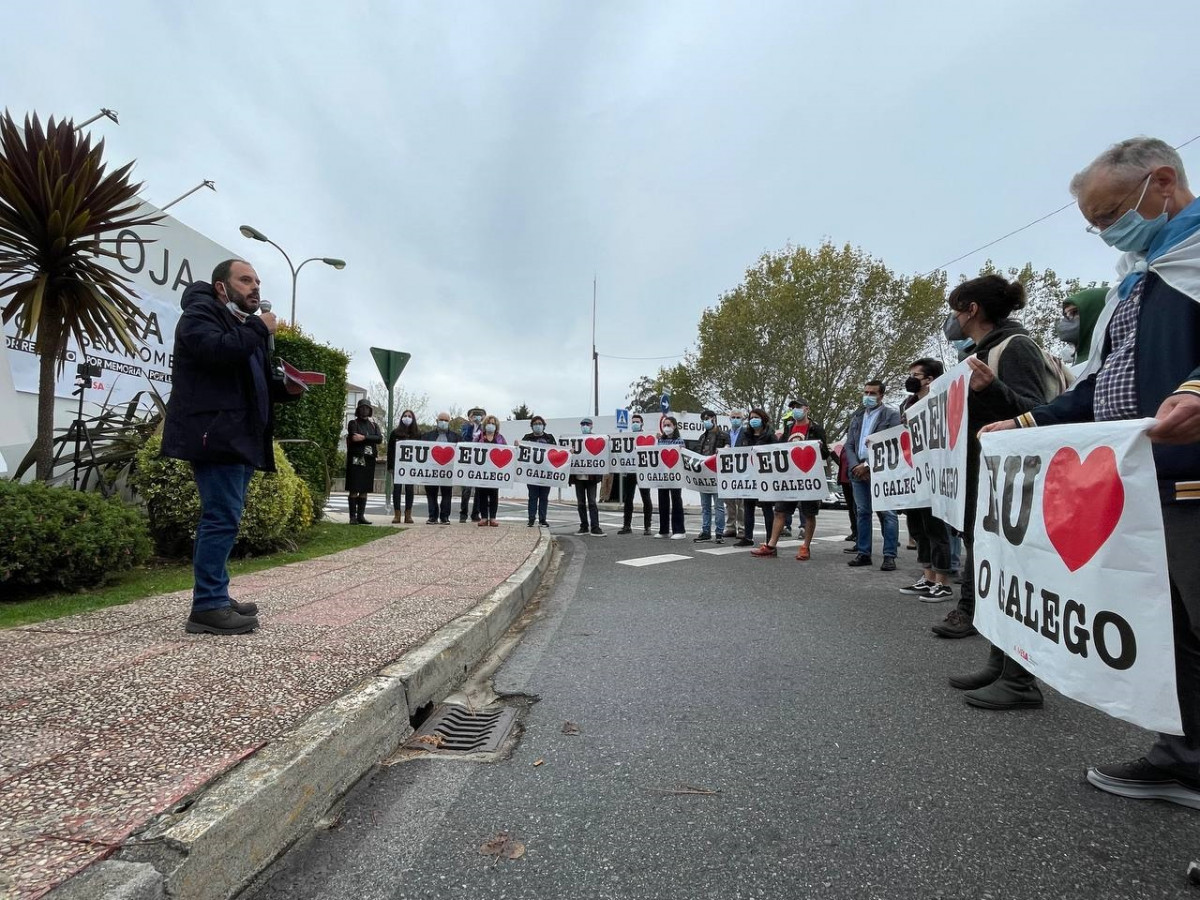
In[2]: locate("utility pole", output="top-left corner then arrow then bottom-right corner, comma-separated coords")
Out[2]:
592,276 -> 599,417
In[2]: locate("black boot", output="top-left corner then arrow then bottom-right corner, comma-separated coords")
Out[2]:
949,644 -> 1004,690
964,654 -> 1044,709
356,497 -> 372,525
348,496 -> 358,524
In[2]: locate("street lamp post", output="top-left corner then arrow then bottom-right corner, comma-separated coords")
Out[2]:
238,225 -> 346,327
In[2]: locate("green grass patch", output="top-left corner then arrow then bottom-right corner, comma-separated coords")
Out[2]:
0,522 -> 396,629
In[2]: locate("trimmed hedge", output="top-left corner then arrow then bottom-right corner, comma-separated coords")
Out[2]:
131,435 -> 314,558
273,324 -> 350,516
0,480 -> 152,590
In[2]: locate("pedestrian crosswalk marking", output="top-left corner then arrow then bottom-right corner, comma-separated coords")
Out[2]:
616,554 -> 693,567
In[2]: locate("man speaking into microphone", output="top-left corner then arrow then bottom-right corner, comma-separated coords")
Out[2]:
161,259 -> 302,635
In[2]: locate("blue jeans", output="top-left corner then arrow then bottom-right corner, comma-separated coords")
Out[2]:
191,462 -> 255,612
700,492 -> 725,535
527,485 -> 550,524
851,477 -> 898,558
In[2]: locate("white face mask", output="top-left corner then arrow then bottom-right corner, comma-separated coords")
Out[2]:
401,416 -> 413,426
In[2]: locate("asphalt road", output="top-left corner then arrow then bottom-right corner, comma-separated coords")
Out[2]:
245,501 -> 1200,900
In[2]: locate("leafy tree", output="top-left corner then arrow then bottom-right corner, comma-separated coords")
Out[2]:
510,402 -> 532,420
365,380 -> 430,429
0,113 -> 160,479
668,240 -> 947,437
624,373 -> 703,414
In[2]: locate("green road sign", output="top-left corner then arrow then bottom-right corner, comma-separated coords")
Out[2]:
370,347 -> 411,388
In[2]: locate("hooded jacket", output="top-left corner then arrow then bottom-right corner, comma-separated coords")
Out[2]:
160,282 -> 297,471
1066,287 -> 1108,365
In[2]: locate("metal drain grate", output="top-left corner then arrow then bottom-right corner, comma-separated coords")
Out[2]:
407,705 -> 518,754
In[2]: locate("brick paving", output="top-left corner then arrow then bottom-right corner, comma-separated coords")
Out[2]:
0,525 -> 541,900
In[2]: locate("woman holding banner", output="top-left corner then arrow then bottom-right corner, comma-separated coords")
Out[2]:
522,415 -> 556,528
736,408 -> 777,548
387,409 -> 422,524
936,275 -> 1067,711
655,415 -> 686,539
475,414 -> 507,527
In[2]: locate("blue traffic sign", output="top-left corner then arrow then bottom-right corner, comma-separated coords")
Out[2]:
615,408 -> 630,431
659,392 -> 671,414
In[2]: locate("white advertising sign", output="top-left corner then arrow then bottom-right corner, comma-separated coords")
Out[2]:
513,441 -> 572,487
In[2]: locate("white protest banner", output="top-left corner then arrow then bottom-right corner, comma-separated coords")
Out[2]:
973,419 -> 1179,734
454,442 -> 517,487
867,423 -> 931,512
394,440 -> 456,486
514,441 -> 572,487
680,449 -> 718,493
559,434 -> 611,474
715,447 -> 761,499
609,433 -> 656,473
3,200 -> 237,405
635,444 -> 685,489
907,361 -> 970,529
751,442 -> 828,502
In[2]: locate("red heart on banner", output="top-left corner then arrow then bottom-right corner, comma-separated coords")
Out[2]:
635,435 -> 656,447
661,449 -> 680,468
790,445 -> 817,472
1043,446 -> 1125,572
431,445 -> 455,466
584,437 -> 606,456
900,430 -> 913,467
947,376 -> 966,450
489,448 -> 513,468
547,449 -> 568,468
703,455 -> 717,472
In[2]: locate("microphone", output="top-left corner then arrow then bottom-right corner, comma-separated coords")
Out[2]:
259,299 -> 275,353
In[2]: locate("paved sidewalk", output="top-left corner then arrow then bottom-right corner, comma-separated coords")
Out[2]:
0,525 -> 544,900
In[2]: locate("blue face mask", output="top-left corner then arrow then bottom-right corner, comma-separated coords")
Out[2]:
581,425 -> 592,434
952,337 -> 975,353
632,421 -> 643,433
863,395 -> 878,409
730,417 -> 743,428
1100,176 -> 1170,252
485,423 -> 496,434
437,420 -> 449,431
749,417 -> 763,429
702,419 -> 714,431
532,424 -> 544,435
473,415 -> 482,424
793,408 -> 806,421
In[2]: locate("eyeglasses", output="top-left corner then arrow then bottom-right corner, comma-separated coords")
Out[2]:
1085,172 -> 1152,234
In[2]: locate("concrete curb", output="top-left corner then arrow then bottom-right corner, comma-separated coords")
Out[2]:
49,531 -> 554,900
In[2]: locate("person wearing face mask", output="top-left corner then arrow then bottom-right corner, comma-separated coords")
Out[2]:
723,408 -> 747,541
459,407 -> 487,522
779,401 -> 806,536
1056,287 -> 1108,376
735,408 -> 777,548
521,415 -> 556,527
474,414 -> 507,527
842,381 -> 901,569
387,409 -> 422,524
692,410 -> 729,543
422,411 -> 460,524
983,138 -> 1200,806
618,413 -> 654,535
654,414 -> 687,539
345,401 -> 383,525
569,416 -> 605,535
162,259 -> 301,635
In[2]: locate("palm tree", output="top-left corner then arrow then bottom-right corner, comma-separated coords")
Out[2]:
0,111 -> 160,480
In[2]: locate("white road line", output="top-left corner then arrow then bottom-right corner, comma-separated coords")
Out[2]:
616,554 -> 693,567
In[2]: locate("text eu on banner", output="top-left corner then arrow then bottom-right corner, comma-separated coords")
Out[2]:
904,361 -> 970,530
514,441 -> 572,487
454,442 -> 517,486
635,445 -> 686,488
973,419 -> 1179,734
609,433 -> 656,473
394,440 -> 455,487
558,434 -> 611,475
714,444 -> 827,501
867,422 -> 932,512
680,449 -> 718,493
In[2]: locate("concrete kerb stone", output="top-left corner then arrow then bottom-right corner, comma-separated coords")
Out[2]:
53,531 -> 554,900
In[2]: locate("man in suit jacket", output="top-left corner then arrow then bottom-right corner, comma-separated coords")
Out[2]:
842,379 -> 901,570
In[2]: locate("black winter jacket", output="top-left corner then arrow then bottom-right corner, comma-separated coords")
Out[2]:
160,282 -> 297,471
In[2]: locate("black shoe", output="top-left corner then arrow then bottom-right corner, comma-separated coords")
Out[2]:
186,606 -> 259,635
590,527 -> 605,536
843,534 -> 856,542
576,526 -> 589,534
229,597 -> 259,616
539,520 -> 549,527
722,530 -> 738,538
847,554 -> 872,567
781,527 -> 792,537
1086,758 -> 1200,809
714,535 -> 724,544
843,546 -> 860,554
439,519 -> 451,525
693,533 -> 711,543
880,556 -> 896,572
471,514 -> 482,522
734,537 -> 754,547
426,518 -> 438,525
617,527 -> 632,534
460,516 -> 468,523
932,609 -> 977,638
528,520 -> 535,527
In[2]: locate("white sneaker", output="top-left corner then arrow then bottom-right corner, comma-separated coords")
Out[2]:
670,533 -> 686,540
653,533 -> 666,539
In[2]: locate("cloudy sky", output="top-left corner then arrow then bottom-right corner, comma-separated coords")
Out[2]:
8,0 -> 1200,420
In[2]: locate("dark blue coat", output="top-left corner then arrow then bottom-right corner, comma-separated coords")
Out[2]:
160,282 -> 296,471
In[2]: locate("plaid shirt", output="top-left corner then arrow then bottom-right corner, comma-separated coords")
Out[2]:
1093,279 -> 1145,421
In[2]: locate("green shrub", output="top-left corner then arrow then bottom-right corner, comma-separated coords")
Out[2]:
0,480 -> 152,590
131,435 -> 315,558
273,324 -> 350,517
